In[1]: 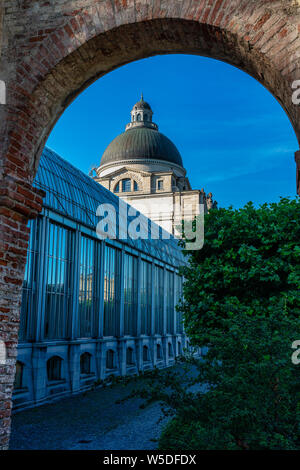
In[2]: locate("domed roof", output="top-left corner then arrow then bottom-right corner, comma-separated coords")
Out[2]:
132,93 -> 151,110
133,99 -> 151,110
100,127 -> 183,167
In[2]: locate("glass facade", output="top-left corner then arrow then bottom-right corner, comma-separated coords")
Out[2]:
166,270 -> 175,334
20,221 -> 184,343
103,245 -> 120,336
79,236 -> 95,338
16,147 -> 187,411
19,219 -> 39,341
140,260 -> 152,335
44,222 -> 73,340
123,253 -> 138,336
154,265 -> 164,334
176,274 -> 184,333
35,147 -> 186,268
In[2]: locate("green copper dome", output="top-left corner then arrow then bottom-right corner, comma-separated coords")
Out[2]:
100,127 -> 183,167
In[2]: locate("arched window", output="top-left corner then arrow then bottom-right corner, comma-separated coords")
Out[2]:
14,361 -> 24,389
106,349 -> 115,369
143,345 -> 149,362
80,352 -> 92,375
47,356 -> 63,381
122,178 -> 131,192
114,182 -> 120,193
133,181 -> 139,191
157,344 -> 162,360
126,347 -> 134,365
137,113 -> 141,121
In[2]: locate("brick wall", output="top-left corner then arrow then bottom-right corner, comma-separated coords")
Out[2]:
0,0 -> 299,449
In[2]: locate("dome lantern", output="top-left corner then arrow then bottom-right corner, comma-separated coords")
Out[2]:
125,94 -> 158,132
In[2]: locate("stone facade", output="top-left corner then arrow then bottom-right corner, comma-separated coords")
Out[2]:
0,0 -> 300,450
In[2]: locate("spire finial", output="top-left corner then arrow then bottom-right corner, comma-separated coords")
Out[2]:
141,92 -> 144,101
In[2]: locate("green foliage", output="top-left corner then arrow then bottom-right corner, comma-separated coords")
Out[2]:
158,311 -> 300,450
158,198 -> 300,449
179,198 -> 300,345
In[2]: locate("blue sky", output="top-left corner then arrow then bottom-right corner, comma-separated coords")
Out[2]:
46,54 -> 298,209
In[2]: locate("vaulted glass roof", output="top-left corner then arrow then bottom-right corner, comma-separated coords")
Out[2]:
34,147 -> 186,267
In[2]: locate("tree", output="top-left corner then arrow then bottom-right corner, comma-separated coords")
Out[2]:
158,198 -> 300,450
180,198 -> 300,344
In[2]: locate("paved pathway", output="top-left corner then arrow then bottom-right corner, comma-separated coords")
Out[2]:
9,375 -> 169,450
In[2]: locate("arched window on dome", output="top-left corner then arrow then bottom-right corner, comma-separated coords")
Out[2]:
137,114 -> 141,121
122,179 -> 131,192
114,182 -> 120,193
133,181 -> 139,191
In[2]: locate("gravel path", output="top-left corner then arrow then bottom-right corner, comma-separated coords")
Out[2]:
9,375 -> 169,450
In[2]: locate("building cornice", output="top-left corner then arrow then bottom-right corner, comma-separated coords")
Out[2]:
97,158 -> 186,176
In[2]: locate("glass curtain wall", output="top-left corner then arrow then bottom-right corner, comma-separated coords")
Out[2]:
103,244 -> 121,336
44,222 -> 73,339
140,260 -> 152,335
20,214 -> 181,342
154,265 -> 164,334
175,274 -> 184,333
78,236 -> 99,338
166,270 -> 175,334
123,253 -> 138,336
19,218 -> 40,341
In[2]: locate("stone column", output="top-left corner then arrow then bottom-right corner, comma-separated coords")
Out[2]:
0,175 -> 44,450
32,345 -> 47,404
68,343 -> 81,394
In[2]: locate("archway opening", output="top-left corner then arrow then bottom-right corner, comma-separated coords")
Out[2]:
2,11 -> 300,450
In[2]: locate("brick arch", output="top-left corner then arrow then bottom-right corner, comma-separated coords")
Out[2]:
0,0 -> 300,449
